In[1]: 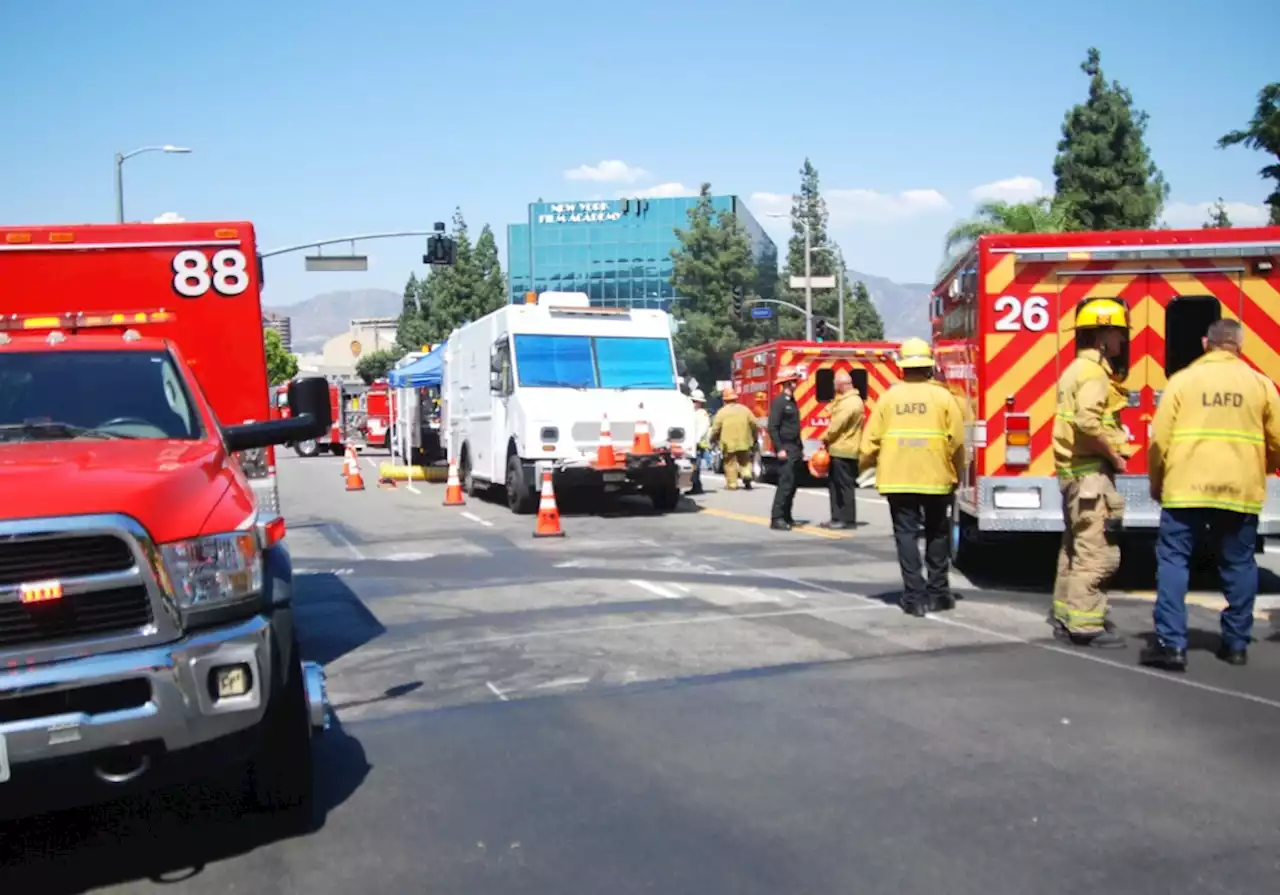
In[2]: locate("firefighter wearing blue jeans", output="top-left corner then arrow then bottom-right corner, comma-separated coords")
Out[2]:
1142,318 -> 1280,671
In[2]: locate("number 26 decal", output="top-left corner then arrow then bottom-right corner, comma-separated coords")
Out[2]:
993,295 -> 1051,332
172,249 -> 249,298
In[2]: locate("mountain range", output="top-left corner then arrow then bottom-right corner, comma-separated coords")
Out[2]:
266,272 -> 932,352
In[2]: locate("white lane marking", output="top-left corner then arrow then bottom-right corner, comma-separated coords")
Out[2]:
364,458 -> 378,471
406,481 -> 422,494
485,681 -> 509,702
707,558 -> 878,604
531,677 -> 592,690
670,582 -> 692,594
924,611 -> 1280,712
429,603 -> 895,650
787,589 -> 811,601
702,472 -> 889,505
327,525 -> 366,561
461,511 -> 495,528
629,579 -> 681,600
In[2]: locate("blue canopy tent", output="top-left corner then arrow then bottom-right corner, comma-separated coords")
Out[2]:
387,345 -> 444,388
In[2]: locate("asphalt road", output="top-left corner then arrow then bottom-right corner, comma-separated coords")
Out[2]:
5,451 -> 1280,893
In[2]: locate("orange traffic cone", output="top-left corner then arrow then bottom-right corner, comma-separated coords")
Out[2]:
631,403 -> 654,455
596,412 -> 619,469
345,449 -> 366,491
533,469 -> 564,538
443,457 -> 465,506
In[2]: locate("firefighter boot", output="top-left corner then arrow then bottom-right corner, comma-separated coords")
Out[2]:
1140,642 -> 1188,672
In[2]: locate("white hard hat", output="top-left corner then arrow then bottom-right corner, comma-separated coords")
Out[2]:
690,389 -> 706,402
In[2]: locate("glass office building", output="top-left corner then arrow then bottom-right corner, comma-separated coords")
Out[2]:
506,195 -> 777,309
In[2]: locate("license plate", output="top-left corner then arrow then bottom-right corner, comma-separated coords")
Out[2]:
0,733 -> 9,783
603,472 -> 626,483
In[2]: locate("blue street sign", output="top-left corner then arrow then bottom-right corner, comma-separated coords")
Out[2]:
750,306 -> 773,319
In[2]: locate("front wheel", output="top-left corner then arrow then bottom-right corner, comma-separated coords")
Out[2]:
294,439 -> 319,458
247,651 -> 315,826
647,478 -> 682,513
506,454 -> 538,515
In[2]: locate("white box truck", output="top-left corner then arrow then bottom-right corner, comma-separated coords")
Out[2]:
443,292 -> 696,513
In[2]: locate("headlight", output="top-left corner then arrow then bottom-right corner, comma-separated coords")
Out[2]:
159,532 -> 263,619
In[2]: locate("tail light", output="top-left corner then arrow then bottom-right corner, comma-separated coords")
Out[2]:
1005,411 -> 1032,467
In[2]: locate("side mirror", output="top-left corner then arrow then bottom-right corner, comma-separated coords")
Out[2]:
490,354 -> 504,374
224,376 -> 334,452
676,358 -> 688,377
490,370 -> 503,393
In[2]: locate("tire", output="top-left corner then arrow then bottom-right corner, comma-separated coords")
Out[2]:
648,478 -> 681,512
950,503 -> 984,573
461,450 -> 483,498
248,651 -> 315,825
506,454 -> 537,515
294,439 -> 319,458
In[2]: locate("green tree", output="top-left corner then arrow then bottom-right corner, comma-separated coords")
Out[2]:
776,158 -> 841,338
943,197 -> 1070,258
845,279 -> 885,341
1204,198 -> 1233,229
395,272 -> 432,352
1217,83 -> 1280,225
669,183 -> 762,388
472,224 -> 508,317
355,348 -> 402,385
263,328 -> 297,385
1053,47 -> 1169,231
418,207 -> 482,342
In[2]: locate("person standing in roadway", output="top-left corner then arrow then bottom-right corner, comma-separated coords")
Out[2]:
859,338 -> 965,616
708,386 -> 757,491
688,388 -> 711,496
1142,318 -> 1280,671
1050,298 -> 1133,649
819,369 -> 864,530
769,367 -> 805,530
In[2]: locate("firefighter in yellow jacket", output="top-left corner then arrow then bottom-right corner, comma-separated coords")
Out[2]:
709,387 -> 758,490
1051,298 -> 1133,649
1141,318 -> 1280,671
860,338 -> 965,617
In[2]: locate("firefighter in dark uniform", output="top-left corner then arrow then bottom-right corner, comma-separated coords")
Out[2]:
769,366 -> 805,530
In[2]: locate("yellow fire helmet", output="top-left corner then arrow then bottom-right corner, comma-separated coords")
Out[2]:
898,337 -> 935,369
1075,298 -> 1128,330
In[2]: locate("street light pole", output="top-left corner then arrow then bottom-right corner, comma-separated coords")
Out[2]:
114,145 -> 192,223
766,212 -> 815,340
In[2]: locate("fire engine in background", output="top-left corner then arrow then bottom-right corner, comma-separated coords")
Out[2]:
0,221 -> 332,823
931,226 -> 1280,569
292,378 -> 368,458
363,379 -> 391,450
730,340 -> 902,482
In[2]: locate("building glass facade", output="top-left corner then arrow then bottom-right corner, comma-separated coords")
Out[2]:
507,195 -> 777,309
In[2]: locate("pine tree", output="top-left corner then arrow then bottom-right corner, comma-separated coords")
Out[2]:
395,272 -> 431,352
669,183 -> 763,389
472,224 -> 508,317
845,279 -> 886,341
1204,199 -> 1233,229
1217,83 -> 1280,225
1053,48 -> 1169,231
776,159 -> 841,338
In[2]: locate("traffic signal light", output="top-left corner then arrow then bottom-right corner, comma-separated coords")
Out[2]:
813,316 -> 827,342
731,286 -> 744,318
424,234 -> 456,266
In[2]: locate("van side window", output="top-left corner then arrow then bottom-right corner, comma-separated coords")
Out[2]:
815,368 -> 836,403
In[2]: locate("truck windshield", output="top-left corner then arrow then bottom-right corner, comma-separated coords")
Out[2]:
513,335 -> 676,390
0,350 -> 203,442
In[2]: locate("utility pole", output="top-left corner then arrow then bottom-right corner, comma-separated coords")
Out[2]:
836,262 -> 845,341
803,222 -> 813,341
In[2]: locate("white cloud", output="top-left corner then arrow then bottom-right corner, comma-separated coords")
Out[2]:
153,211 -> 185,223
748,188 -> 951,225
625,182 -> 698,199
1161,200 -> 1271,228
563,160 -> 647,184
969,176 -> 1047,203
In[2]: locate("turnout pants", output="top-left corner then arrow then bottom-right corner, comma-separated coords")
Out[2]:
1155,507 -> 1258,651
722,450 -> 753,489
1052,471 -> 1122,635
887,493 -> 952,608
827,455 -> 858,525
771,446 -> 804,522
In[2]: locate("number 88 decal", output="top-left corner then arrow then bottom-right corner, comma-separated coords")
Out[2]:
172,249 -> 249,298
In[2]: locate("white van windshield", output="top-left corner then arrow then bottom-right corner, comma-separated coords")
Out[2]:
513,335 -> 676,390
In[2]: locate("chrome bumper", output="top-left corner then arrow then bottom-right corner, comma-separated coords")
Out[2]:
0,614 -> 329,772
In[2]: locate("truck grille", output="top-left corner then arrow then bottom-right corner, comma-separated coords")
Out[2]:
0,535 -> 136,587
0,585 -> 154,648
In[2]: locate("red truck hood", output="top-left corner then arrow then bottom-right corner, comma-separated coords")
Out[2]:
0,440 -> 235,544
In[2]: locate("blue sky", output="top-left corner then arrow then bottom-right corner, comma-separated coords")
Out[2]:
2,0 -> 1274,306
